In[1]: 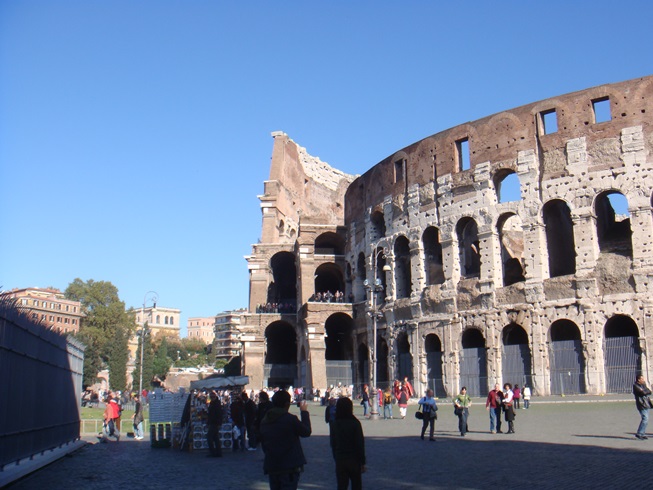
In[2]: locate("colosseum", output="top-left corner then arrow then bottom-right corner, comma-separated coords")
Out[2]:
239,75 -> 653,398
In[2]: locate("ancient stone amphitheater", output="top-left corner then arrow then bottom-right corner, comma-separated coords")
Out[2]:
240,75 -> 653,397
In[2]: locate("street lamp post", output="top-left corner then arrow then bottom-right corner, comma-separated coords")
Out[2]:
139,291 -> 158,396
365,248 -> 391,420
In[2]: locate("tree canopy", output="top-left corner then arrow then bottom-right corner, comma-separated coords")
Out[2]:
66,278 -> 134,389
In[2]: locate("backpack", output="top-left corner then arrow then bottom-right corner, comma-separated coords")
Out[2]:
383,393 -> 392,405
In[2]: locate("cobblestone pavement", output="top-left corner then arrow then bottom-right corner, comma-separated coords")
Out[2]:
7,396 -> 653,489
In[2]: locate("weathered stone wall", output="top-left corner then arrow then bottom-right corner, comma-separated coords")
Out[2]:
241,76 -> 653,397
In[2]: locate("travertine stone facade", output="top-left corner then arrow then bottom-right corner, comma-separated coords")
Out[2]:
242,76 -> 653,397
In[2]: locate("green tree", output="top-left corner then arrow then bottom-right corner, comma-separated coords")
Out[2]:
66,278 -> 134,390
152,336 -> 172,380
133,326 -> 155,393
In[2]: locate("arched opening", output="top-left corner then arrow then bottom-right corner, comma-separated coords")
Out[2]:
268,252 -> 297,309
315,232 -> 345,255
494,169 -> 522,203
325,313 -> 355,387
314,262 -> 345,300
357,343 -> 369,391
423,227 -> 445,286
543,200 -> 576,277
498,213 -> 525,286
549,320 -> 586,395
396,331 -> 413,384
604,315 -> 641,393
460,329 -> 488,396
265,321 -> 297,388
501,323 -> 532,387
370,211 -> 386,242
377,338 -> 389,388
425,334 -> 445,397
457,218 -> 480,278
355,253 -> 366,302
394,236 -> 412,299
595,191 -> 632,256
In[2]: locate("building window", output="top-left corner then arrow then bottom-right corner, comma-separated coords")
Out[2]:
394,159 -> 405,183
593,97 -> 611,123
456,138 -> 470,171
540,109 -> 558,134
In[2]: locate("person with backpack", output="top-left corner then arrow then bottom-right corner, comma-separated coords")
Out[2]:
382,388 -> 393,420
513,384 -> 521,409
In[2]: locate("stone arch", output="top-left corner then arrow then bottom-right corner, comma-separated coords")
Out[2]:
603,315 -> 641,393
497,213 -> 525,286
460,328 -> 488,396
269,252 -> 297,305
543,200 -> 576,277
422,227 -> 445,286
394,235 -> 412,299
501,323 -> 532,387
370,211 -> 386,242
456,217 -> 480,278
315,231 -> 345,255
425,333 -> 445,397
265,321 -> 297,388
595,191 -> 632,257
314,262 -> 345,297
325,313 -> 355,387
549,320 -> 586,395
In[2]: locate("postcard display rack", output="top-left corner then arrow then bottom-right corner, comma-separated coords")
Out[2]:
188,396 -> 233,452
148,389 -> 188,448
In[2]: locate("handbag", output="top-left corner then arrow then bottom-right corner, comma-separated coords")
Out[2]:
454,406 -> 463,416
415,411 -> 424,420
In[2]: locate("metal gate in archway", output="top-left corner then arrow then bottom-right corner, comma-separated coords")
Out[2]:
502,344 -> 532,387
326,360 -> 353,387
604,336 -> 641,393
459,347 -> 488,397
550,340 -> 586,395
427,352 -> 446,398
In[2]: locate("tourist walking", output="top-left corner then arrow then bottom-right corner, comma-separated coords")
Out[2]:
633,375 -> 652,440
513,384 -> 521,409
453,387 -> 471,437
382,387 -> 393,420
329,397 -> 366,490
502,383 -> 516,434
485,384 -> 504,434
132,394 -> 144,440
417,389 -> 437,441
361,385 -> 370,419
397,384 -> 409,419
522,384 -> 531,409
259,390 -> 312,490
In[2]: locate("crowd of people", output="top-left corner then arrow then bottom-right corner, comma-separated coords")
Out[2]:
255,302 -> 296,314
308,290 -> 349,303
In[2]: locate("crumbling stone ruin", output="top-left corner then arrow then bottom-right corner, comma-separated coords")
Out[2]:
241,76 -> 653,397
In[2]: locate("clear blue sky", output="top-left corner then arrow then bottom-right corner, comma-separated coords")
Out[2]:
1,1 -> 651,336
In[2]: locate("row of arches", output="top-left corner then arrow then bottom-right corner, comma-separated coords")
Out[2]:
261,314 -> 642,396
361,189 -> 633,302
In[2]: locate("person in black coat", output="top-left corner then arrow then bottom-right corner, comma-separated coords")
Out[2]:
259,390 -> 312,490
242,391 -> 257,450
254,391 -> 273,448
206,391 -> 223,457
633,375 -> 652,440
329,397 -> 366,490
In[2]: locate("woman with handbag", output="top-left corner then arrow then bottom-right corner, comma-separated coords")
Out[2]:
502,383 -> 516,434
453,387 -> 472,437
417,389 -> 437,441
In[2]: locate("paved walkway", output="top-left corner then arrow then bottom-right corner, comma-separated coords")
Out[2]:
6,395 -> 653,489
